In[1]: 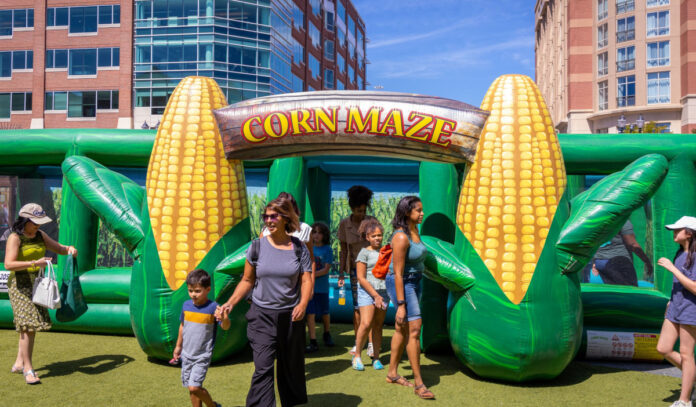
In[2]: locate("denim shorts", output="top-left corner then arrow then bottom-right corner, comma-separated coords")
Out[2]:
385,272 -> 422,322
356,285 -> 389,308
306,292 -> 329,315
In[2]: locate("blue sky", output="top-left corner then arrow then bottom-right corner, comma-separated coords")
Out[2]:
352,0 -> 535,107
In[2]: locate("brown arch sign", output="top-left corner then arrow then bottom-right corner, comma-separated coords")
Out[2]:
214,91 -> 488,164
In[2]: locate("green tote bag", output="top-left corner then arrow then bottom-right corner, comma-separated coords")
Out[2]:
55,256 -> 88,322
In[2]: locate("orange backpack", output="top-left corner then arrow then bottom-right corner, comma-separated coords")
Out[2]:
371,244 -> 392,280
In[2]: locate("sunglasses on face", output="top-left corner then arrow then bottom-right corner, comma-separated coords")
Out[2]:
262,213 -> 281,222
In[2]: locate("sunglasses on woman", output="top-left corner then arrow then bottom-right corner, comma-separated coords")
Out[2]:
262,213 -> 281,221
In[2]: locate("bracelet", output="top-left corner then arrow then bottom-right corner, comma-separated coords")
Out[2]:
31,260 -> 35,268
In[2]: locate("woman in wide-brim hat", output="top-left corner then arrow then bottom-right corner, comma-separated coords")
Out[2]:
4,203 -> 77,384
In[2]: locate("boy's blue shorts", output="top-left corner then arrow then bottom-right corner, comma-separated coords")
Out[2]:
307,292 -> 329,316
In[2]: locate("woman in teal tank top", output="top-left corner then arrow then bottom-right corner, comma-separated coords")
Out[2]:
384,196 -> 435,400
4,203 -> 77,384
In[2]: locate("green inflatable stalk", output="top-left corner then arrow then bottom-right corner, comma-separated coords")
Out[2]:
267,157 -> 307,220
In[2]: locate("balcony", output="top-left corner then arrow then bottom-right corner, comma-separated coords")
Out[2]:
617,95 -> 636,107
616,59 -> 635,72
616,29 -> 635,43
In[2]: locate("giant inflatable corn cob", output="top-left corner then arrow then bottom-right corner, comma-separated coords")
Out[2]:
447,75 -> 668,381
62,77 -> 251,361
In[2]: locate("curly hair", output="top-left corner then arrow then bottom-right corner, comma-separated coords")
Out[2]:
358,218 -> 384,241
347,185 -> 373,209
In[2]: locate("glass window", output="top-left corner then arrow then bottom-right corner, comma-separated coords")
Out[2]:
348,65 -> 354,83
293,39 -> 304,65
324,40 -> 334,61
98,48 -> 111,67
68,91 -> 96,118
70,6 -> 98,34
337,28 -> 345,47
242,48 -> 256,66
616,17 -> 635,42
600,24 -> 610,46
325,11 -> 334,32
292,73 -> 303,93
598,0 -> 608,20
48,7 -> 69,27
324,68 -> 334,89
45,91 -> 67,111
617,46 -> 635,72
647,11 -> 669,37
0,10 -> 12,36
0,52 -> 10,77
54,49 -> 68,68
13,9 -> 26,28
617,75 -> 636,107
292,5 -> 303,30
69,49 -> 97,75
309,21 -> 320,48
647,71 -> 670,104
97,90 -> 116,110
647,41 -> 670,67
616,0 -> 634,14
337,1 -> 346,22
654,122 -> 671,133
10,92 -> 31,111
647,0 -> 669,7
308,54 -> 320,80
310,0 -> 321,16
598,52 -> 608,76
347,15 -> 355,36
337,79 -> 344,90
0,94 -> 9,118
98,5 -> 120,25
337,53 -> 345,74
598,81 -> 608,110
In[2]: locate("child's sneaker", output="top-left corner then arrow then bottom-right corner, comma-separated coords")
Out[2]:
323,331 -> 335,347
670,401 -> 693,407
305,339 -> 319,353
372,359 -> 384,370
367,342 -> 374,358
351,355 -> 364,371
349,345 -> 356,355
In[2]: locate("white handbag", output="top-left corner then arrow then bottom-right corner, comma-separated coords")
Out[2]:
32,262 -> 61,309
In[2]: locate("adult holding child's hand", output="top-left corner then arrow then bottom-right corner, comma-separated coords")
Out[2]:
219,195 -> 313,407
4,203 -> 77,385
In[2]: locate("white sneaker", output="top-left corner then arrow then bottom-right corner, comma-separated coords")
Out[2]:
349,345 -> 356,355
367,342 -> 374,358
670,400 -> 693,407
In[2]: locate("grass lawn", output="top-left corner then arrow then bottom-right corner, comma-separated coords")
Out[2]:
0,323 -> 682,406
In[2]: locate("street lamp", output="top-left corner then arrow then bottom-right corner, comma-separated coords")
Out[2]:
617,114 -> 627,133
635,114 -> 645,132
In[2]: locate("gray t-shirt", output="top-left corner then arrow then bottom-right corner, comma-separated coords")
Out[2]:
594,221 -> 633,261
246,237 -> 312,309
356,247 -> 386,291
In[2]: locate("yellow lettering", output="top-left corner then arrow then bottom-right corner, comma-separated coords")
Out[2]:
290,109 -> 320,135
404,112 -> 432,141
378,109 -> 405,136
241,116 -> 265,143
263,112 -> 289,138
429,118 -> 456,147
315,107 -> 338,133
345,107 -> 381,134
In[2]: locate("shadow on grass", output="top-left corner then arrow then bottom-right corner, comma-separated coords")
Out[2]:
306,392 -> 361,406
305,323 -> 357,358
37,354 -> 134,378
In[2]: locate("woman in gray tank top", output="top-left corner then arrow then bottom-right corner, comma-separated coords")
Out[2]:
384,196 -> 434,400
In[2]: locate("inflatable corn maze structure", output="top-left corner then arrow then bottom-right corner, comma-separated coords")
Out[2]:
0,75 -> 694,382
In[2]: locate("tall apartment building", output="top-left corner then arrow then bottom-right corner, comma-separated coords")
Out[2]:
0,0 -> 366,129
535,0 -> 694,133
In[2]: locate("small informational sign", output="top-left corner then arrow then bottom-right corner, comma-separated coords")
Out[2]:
586,330 -> 662,361
0,270 -> 9,293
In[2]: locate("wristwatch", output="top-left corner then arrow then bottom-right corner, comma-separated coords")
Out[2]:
397,300 -> 406,306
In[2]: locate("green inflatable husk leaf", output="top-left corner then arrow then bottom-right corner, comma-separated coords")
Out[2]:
422,236 -> 475,293
556,154 -> 668,274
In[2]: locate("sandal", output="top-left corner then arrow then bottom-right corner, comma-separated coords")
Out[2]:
386,374 -> 414,387
10,365 -> 23,374
414,384 -> 435,400
24,370 -> 40,385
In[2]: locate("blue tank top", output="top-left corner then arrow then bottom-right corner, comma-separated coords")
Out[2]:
389,229 -> 428,275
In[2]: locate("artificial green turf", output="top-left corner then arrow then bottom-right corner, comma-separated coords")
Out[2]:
0,324 -> 682,406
